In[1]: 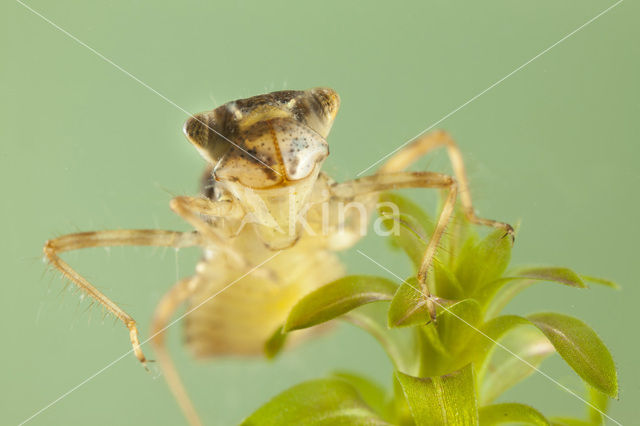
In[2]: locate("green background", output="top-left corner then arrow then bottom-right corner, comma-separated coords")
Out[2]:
2,1 -> 637,424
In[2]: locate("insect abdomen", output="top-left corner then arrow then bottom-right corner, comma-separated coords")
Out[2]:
183,239 -> 344,358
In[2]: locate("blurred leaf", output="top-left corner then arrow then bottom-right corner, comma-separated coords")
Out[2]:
263,325 -> 286,359
528,313 -> 618,398
343,303 -> 418,374
332,371 -> 392,421
587,385 -> 609,425
455,228 -> 512,292
379,192 -> 433,270
481,267 -> 588,318
580,274 -> 621,290
284,275 -> 397,331
240,378 -> 391,425
479,403 -> 550,425
396,364 -> 478,426
478,327 -> 555,404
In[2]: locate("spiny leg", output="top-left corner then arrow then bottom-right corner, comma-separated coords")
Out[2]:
331,171 -> 457,318
150,276 -> 202,426
43,229 -> 201,366
379,130 -> 514,238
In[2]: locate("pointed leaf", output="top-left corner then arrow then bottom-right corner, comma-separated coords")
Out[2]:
528,313 -> 618,398
481,267 -> 588,318
479,403 -> 550,425
284,275 -> 397,331
396,364 -> 478,426
580,274 -> 620,290
455,228 -> 512,292
511,267 -> 586,287
240,379 -> 391,425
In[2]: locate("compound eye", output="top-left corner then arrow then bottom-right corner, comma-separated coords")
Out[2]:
309,87 -> 340,123
292,88 -> 340,139
183,113 -> 232,164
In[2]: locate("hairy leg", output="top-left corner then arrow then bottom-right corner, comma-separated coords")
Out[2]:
150,276 -> 202,426
331,171 -> 457,318
170,196 -> 247,266
379,130 -> 513,237
43,230 -> 201,366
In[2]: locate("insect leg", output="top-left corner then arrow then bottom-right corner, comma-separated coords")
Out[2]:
150,276 -> 202,426
43,229 -> 201,366
379,130 -> 513,237
331,171 -> 457,319
170,196 -> 247,266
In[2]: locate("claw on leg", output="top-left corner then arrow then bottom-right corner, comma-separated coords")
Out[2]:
128,322 -> 149,370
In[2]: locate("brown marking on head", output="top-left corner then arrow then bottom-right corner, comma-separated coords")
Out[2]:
183,88 -> 339,189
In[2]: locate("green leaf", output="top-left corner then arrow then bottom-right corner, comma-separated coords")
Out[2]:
391,374 -> 416,426
240,378 -> 391,425
284,275 -> 397,332
433,261 -> 465,300
527,313 -> 618,398
416,325 -> 450,378
436,299 -> 482,357
396,364 -> 478,426
418,299 -> 482,377
587,385 -> 609,425
481,267 -> 588,318
478,326 -> 555,404
479,403 -> 550,425
378,192 -> 433,270
263,325 -> 287,359
580,274 -> 621,290
388,278 -> 431,328
455,228 -> 512,292
388,277 -> 460,328
332,371 -> 392,421
512,267 -> 586,287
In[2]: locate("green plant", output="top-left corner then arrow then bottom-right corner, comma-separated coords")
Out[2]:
242,193 -> 618,426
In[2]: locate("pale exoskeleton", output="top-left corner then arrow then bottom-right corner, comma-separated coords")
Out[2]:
44,88 -> 513,425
